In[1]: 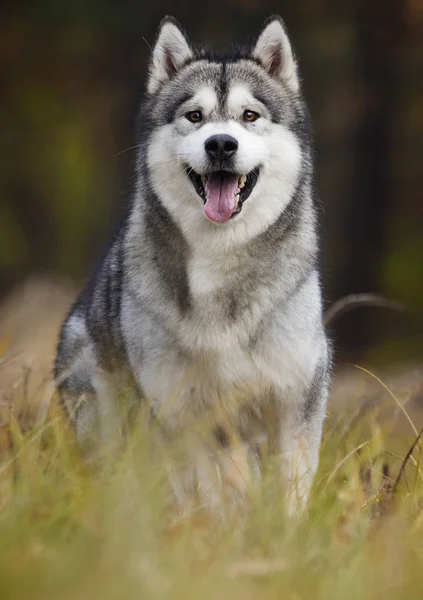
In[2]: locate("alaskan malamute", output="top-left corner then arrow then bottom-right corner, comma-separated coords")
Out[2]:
55,15 -> 330,513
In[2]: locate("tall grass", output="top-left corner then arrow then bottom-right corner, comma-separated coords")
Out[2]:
0,392 -> 423,600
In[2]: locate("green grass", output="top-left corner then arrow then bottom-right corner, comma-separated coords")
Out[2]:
1,393 -> 423,600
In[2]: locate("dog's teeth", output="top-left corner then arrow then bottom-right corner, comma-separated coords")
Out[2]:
201,176 -> 207,185
238,175 -> 247,188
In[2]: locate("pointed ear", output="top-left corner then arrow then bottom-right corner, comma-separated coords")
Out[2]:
252,16 -> 299,92
147,17 -> 193,95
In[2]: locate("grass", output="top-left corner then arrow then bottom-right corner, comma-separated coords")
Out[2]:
1,280 -> 423,599
0,383 -> 423,599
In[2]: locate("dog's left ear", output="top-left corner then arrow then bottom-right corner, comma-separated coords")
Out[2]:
252,16 -> 299,92
147,17 -> 193,95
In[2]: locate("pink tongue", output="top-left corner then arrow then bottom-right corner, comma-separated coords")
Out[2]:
204,173 -> 239,223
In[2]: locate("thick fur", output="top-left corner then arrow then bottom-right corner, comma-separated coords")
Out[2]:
55,15 -> 330,513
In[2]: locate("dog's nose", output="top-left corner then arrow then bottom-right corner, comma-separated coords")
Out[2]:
204,134 -> 238,161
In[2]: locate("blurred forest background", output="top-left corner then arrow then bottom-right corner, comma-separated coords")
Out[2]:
1,0 -> 423,364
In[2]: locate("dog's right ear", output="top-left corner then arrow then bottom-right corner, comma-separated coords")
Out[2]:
147,17 -> 193,95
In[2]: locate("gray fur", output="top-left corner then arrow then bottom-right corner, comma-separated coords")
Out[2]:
55,15 -> 330,513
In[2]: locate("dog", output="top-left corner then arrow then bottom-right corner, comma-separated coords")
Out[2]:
55,15 -> 331,513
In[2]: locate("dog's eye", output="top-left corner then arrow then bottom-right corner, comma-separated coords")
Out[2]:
185,111 -> 203,123
243,110 -> 260,122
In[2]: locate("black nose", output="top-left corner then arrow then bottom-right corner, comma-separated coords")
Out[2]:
204,134 -> 238,161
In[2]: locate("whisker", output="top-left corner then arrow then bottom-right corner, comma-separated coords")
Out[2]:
115,144 -> 143,157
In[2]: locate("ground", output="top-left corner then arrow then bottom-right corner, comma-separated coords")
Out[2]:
1,278 -> 423,600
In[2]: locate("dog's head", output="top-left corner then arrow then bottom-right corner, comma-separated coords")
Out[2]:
141,16 -> 308,241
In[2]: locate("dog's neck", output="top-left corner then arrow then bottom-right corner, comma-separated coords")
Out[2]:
141,189 -> 308,259
133,175 -> 316,275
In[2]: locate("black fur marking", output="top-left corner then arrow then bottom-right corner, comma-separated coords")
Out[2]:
196,46 -> 255,64
165,91 -> 195,124
228,293 -> 237,321
218,62 -> 228,106
85,235 -> 127,369
144,188 -> 192,316
253,91 -> 285,124
303,360 -> 328,424
58,378 -> 96,398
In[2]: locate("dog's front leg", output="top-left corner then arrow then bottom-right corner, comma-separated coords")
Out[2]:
279,418 -> 321,516
264,388 -> 326,516
166,433 -> 251,514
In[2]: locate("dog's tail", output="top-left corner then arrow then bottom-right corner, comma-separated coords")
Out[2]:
323,294 -> 405,328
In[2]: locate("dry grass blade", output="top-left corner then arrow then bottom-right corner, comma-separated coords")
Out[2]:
393,425 -> 423,495
352,364 -> 419,436
325,440 -> 369,486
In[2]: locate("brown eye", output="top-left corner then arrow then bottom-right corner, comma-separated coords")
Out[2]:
243,110 -> 260,122
186,110 -> 203,123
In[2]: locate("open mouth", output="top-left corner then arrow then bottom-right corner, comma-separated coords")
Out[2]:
187,169 -> 259,223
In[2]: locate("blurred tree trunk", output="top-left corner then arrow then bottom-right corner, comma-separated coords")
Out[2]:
333,0 -> 406,355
